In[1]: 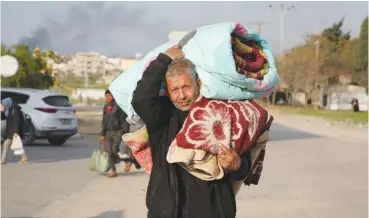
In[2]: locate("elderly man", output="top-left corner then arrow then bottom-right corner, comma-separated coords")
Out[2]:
131,45 -> 252,218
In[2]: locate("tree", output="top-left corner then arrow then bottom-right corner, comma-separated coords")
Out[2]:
1,44 -> 54,89
322,18 -> 351,52
275,17 -> 367,109
353,16 -> 368,86
277,45 -> 315,101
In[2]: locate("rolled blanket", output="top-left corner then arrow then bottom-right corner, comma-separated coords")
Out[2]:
166,96 -> 273,182
122,126 -> 152,174
167,140 -> 224,180
109,22 -> 279,122
169,96 -> 272,155
232,37 -> 268,78
232,36 -> 269,80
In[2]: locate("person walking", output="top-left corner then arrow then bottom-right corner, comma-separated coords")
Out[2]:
131,45 -> 252,218
101,90 -> 129,177
1,97 -> 28,164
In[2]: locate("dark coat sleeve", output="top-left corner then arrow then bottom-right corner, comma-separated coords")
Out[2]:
131,53 -> 174,134
229,151 -> 252,181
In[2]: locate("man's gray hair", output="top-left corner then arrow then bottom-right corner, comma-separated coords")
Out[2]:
165,58 -> 198,84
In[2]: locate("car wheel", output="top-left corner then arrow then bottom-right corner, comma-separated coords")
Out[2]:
47,137 -> 69,146
23,123 -> 35,145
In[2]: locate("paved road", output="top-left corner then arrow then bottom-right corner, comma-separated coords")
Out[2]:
1,137 -> 98,218
75,106 -> 102,112
1,118 -> 367,218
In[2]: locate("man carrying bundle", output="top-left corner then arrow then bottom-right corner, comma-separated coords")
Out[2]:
132,45 -> 253,218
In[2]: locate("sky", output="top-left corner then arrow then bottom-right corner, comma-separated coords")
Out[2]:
1,1 -> 368,57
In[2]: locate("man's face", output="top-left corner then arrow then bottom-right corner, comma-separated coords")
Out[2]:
105,93 -> 113,103
166,71 -> 201,111
1,104 -> 4,112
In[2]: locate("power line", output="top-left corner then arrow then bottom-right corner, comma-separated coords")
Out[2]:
269,4 -> 297,55
269,4 -> 297,105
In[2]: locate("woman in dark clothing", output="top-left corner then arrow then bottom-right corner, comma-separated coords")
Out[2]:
131,45 -> 252,218
351,98 -> 360,112
1,97 -> 28,164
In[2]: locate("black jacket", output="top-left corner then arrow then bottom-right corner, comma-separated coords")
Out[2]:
131,53 -> 252,218
4,103 -> 24,140
101,101 -> 129,136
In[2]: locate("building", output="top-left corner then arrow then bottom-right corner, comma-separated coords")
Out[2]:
323,85 -> 368,111
46,51 -> 142,88
73,52 -> 107,76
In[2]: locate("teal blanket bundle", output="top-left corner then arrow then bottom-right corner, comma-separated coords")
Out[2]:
109,22 -> 280,122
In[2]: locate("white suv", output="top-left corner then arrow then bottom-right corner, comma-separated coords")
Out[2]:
1,88 -> 78,145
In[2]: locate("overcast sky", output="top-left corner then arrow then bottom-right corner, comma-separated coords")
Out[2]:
1,1 -> 367,57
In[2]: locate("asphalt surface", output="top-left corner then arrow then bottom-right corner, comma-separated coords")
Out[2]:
75,106 -> 102,112
1,137 -> 98,218
1,119 -> 367,218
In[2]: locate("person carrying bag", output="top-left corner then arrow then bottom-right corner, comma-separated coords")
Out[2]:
1,97 -> 28,164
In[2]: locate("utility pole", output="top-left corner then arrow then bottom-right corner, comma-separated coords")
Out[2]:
269,3 -> 296,105
84,63 -> 88,89
84,71 -> 88,88
313,39 -> 321,109
247,21 -> 269,34
314,39 -> 320,61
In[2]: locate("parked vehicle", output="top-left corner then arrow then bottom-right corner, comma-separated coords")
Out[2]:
1,88 -> 78,145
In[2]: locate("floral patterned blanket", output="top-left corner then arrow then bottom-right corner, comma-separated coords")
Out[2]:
166,96 -> 273,182
169,96 -> 270,155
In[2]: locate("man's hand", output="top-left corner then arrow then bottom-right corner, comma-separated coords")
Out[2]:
217,144 -> 241,172
164,45 -> 184,61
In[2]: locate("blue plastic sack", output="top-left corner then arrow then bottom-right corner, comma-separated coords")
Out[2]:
109,22 -> 280,121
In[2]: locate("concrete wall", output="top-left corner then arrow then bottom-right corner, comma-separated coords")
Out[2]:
291,92 -> 307,106
71,88 -> 105,100
327,92 -> 368,111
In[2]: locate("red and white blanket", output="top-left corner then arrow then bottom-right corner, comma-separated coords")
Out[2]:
122,127 -> 153,174
124,96 -> 272,188
167,96 -> 272,182
168,96 -> 270,155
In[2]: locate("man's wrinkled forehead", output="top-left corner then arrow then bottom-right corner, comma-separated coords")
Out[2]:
166,70 -> 193,80
166,72 -> 195,88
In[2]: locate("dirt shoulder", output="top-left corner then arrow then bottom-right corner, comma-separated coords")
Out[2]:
268,108 -> 368,139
